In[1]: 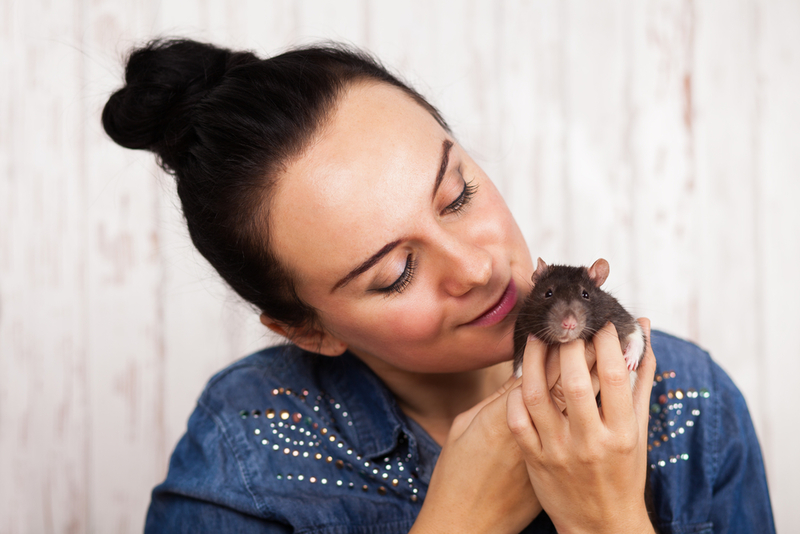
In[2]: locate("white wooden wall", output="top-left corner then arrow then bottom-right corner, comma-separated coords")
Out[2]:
2,1 -> 798,532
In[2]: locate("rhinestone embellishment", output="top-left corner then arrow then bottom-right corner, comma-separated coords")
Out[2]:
238,387 -> 421,501
647,370 -> 710,469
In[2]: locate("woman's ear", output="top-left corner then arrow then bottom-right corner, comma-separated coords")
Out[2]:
260,314 -> 348,357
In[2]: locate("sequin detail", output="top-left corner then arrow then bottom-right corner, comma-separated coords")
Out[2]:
647,370 -> 709,469
238,388 -> 420,501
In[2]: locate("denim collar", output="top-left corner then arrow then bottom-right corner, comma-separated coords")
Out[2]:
317,351 -> 412,460
316,351 -> 440,482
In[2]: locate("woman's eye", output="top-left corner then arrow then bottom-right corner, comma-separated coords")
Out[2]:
442,179 -> 478,215
376,254 -> 417,296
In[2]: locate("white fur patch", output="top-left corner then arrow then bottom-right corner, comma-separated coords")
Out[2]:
624,321 -> 646,390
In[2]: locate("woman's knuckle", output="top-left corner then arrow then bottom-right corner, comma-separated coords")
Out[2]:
550,447 -> 571,466
522,386 -> 548,407
563,378 -> 592,400
451,412 -> 468,429
576,450 -> 599,465
507,415 -> 529,437
604,369 -> 629,387
619,430 -> 639,452
449,412 -> 474,437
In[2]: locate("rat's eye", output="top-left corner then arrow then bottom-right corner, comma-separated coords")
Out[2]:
582,290 -> 590,299
545,289 -> 553,298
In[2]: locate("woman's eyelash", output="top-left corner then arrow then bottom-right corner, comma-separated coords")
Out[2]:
377,254 -> 416,296
374,179 -> 475,297
443,180 -> 478,214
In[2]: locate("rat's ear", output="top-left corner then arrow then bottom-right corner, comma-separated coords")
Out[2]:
260,314 -> 348,357
587,258 -> 610,287
532,257 -> 549,282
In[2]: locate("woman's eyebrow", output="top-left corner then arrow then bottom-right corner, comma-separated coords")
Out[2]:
332,240 -> 401,292
331,239 -> 400,293
431,139 -> 454,201
331,139 -> 453,293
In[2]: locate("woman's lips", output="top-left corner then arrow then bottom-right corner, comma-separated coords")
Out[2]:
466,278 -> 518,327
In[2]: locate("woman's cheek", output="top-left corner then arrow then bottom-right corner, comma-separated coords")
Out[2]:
385,301 -> 444,341
335,293 -> 442,346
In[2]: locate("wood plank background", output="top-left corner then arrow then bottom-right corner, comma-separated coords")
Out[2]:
1,0 -> 798,532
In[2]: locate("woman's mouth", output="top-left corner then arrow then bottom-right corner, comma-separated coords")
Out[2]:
466,278 -> 518,327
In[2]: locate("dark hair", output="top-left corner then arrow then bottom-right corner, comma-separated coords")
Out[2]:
102,38 -> 449,330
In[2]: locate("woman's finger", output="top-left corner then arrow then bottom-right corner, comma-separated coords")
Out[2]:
507,385 -> 543,459
521,335 -> 564,439
544,344 -> 561,390
559,338 -> 601,439
631,318 -> 657,423
548,343 -> 600,414
595,322 -> 635,431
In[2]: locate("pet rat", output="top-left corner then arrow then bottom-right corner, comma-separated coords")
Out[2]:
511,258 -> 657,529
512,258 -> 646,388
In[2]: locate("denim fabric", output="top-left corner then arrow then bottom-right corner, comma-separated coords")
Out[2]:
144,331 -> 774,533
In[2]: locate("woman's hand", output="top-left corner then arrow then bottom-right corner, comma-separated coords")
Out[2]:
507,319 -> 657,534
410,326 -> 607,534
541,341 -> 600,415
410,377 -> 541,534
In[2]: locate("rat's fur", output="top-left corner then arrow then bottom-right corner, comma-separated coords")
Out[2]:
512,258 -> 646,388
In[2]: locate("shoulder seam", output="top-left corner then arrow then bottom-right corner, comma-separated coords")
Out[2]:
196,398 -> 268,515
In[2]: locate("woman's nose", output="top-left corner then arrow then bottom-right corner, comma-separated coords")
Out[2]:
439,237 -> 492,297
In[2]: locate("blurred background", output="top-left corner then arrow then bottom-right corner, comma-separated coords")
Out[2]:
2,0 -> 798,532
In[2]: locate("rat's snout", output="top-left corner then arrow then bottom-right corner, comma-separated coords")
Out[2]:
549,300 -> 587,343
556,312 -> 580,342
561,314 -> 578,331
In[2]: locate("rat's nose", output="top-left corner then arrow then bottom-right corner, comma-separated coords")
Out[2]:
562,315 -> 578,331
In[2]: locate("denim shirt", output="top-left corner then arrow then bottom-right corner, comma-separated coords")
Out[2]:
145,331 -> 775,533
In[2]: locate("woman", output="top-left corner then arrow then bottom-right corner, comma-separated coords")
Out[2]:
103,39 -> 774,533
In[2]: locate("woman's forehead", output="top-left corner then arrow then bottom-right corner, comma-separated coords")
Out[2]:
269,82 -> 449,285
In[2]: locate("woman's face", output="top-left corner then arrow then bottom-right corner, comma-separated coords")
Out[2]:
269,81 -> 533,374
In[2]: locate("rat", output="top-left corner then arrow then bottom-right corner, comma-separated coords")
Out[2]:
512,258 -> 646,388
511,258 -> 658,530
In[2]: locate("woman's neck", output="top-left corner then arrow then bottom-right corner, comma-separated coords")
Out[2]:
351,353 -> 514,446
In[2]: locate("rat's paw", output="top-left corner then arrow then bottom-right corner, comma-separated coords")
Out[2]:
622,322 -> 646,372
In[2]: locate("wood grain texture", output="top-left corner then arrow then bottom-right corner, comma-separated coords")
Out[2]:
1,0 -> 798,532
756,0 -> 800,529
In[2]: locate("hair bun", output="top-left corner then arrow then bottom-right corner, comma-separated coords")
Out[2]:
102,39 -> 257,169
